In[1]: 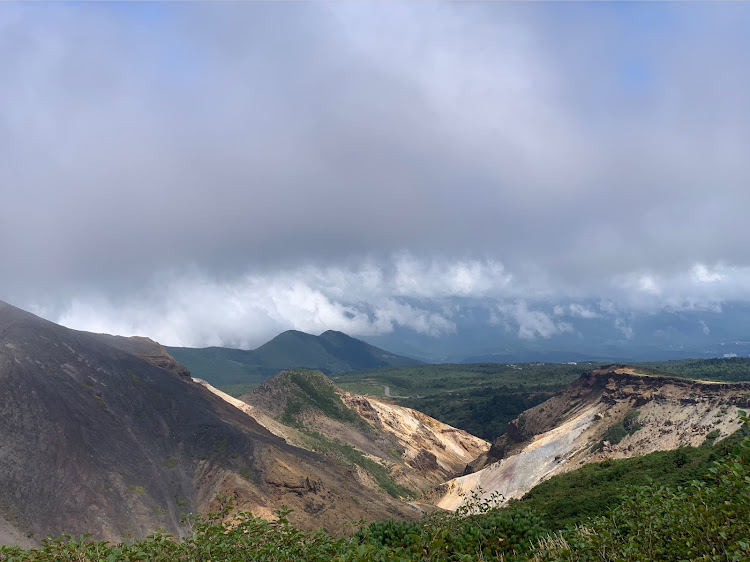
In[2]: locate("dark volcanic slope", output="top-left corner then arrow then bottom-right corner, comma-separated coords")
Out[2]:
0,302 -> 415,545
168,329 -> 422,388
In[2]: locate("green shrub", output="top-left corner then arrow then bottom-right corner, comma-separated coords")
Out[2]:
705,428 -> 721,444
536,415 -> 750,561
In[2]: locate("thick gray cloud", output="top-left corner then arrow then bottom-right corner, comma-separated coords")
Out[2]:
1,3 -> 749,348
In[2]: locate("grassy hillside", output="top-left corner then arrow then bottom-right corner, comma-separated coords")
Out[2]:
514,426 -> 748,530
167,330 -> 421,389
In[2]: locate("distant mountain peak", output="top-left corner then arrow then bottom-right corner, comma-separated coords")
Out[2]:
168,330 -> 421,388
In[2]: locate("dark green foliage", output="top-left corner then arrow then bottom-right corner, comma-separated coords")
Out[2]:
411,390 -> 554,442
356,495 -> 548,560
281,397 -> 304,426
358,519 -> 421,550
536,417 -> 750,560
599,409 -> 641,447
515,441 -> 733,530
636,356 -> 750,383
336,363 -> 586,398
705,428 -> 721,444
601,423 -> 627,446
221,382 -> 261,398
287,371 -> 360,424
167,346 -> 272,387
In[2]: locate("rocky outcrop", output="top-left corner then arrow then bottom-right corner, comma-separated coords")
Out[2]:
339,391 -> 490,487
86,333 -> 192,378
429,366 -> 750,511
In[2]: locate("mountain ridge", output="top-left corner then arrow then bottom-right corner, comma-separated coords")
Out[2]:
0,301 -> 417,545
167,329 -> 422,389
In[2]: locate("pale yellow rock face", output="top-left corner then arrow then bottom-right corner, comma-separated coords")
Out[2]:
431,368 -> 749,511
434,406 -> 598,510
340,392 -> 490,483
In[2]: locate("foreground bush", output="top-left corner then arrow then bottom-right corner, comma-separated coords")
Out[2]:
0,502 -> 344,562
0,493 -> 544,561
535,415 -> 750,561
355,492 -> 547,560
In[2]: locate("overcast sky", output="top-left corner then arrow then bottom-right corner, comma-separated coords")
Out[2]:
2,2 -> 749,349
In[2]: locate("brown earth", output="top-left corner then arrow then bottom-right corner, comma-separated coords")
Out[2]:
0,301 -> 417,546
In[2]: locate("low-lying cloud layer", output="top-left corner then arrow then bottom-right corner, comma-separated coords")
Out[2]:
40,256 -> 749,349
2,3 -> 749,351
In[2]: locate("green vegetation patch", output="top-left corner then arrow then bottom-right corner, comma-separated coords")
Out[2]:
600,408 -> 641,447
516,440 -> 734,530
222,383 -> 261,398
302,430 -> 414,499
281,397 -> 304,426
287,371 -> 360,424
163,458 -> 179,469
705,428 -> 721,444
213,437 -> 228,453
537,417 -> 750,560
635,356 -> 750,382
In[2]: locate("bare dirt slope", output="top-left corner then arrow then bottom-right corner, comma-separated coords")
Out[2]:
340,392 -> 489,488
0,301 -> 416,546
428,366 -> 750,511
237,370 -> 489,494
0,516 -> 34,549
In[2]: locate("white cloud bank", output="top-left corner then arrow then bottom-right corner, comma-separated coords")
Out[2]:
53,255 -> 505,347
40,257 -> 750,349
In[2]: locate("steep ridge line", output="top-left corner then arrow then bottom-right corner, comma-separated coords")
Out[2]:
0,301 -> 418,545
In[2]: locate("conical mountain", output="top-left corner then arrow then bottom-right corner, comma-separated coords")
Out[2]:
168,329 -> 421,388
